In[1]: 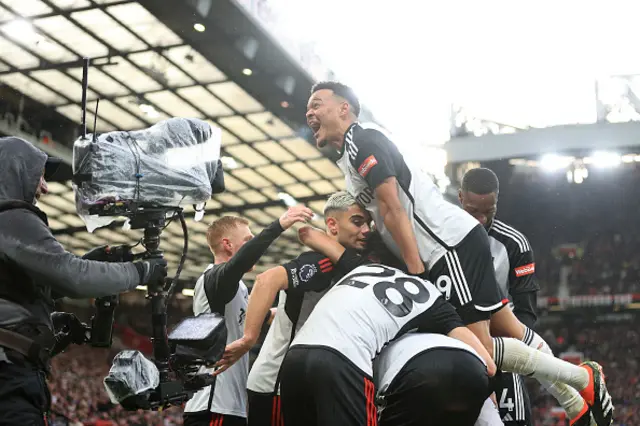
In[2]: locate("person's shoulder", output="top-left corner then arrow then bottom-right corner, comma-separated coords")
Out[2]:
0,206 -> 49,232
489,219 -> 532,254
352,124 -> 393,146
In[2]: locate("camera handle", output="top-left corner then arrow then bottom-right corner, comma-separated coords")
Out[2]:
139,214 -> 171,383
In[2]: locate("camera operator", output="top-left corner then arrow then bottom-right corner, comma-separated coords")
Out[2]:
0,136 -> 168,425
183,207 -> 313,426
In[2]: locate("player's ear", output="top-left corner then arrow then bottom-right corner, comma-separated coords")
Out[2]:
339,101 -> 350,118
221,237 -> 232,253
325,217 -> 339,236
458,189 -> 464,204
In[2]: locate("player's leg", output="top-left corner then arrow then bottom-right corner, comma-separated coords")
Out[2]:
279,347 -> 316,426
491,306 -> 602,426
308,348 -> 376,426
494,371 -> 532,425
281,346 -> 375,426
475,398 -> 504,426
430,228 -> 610,425
493,337 -> 610,426
379,348 -> 490,426
184,413 -> 247,426
222,414 -> 249,426
183,412 -> 212,426
247,391 -> 282,426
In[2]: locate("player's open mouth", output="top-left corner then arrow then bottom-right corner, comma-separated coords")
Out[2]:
309,122 -> 321,138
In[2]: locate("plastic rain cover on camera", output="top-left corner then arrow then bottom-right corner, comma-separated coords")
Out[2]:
72,117 -> 221,231
103,350 -> 160,404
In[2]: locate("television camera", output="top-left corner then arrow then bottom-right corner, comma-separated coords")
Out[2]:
67,58 -> 228,411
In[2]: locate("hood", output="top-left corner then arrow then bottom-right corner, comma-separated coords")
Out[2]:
0,137 -> 47,203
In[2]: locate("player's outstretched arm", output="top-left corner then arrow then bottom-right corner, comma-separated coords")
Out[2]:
298,226 -> 346,262
214,266 -> 288,375
375,178 -> 424,275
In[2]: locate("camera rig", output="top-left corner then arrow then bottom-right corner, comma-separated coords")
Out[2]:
72,58 -> 227,411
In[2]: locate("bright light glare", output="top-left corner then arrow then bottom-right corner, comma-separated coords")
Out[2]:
278,192 -> 297,207
220,156 -> 239,169
539,154 -> 574,171
193,23 -> 205,32
242,68 -> 253,76
182,288 -> 195,297
165,137 -> 221,169
589,151 -> 621,168
260,0 -> 640,143
139,103 -> 159,118
2,20 -> 36,39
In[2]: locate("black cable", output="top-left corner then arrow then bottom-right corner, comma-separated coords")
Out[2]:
165,209 -> 188,304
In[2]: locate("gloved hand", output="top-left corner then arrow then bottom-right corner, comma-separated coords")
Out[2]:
83,244 -> 134,262
82,245 -> 109,261
50,312 -> 89,345
134,258 -> 168,286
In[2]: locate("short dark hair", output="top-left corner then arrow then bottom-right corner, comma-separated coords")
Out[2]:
461,168 -> 499,195
311,81 -> 361,117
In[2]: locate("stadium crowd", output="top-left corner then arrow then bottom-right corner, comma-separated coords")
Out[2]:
47,345 -> 184,426
530,322 -> 639,425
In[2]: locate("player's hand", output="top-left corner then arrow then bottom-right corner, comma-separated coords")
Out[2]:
407,261 -> 426,277
279,205 -> 314,230
213,336 -> 254,376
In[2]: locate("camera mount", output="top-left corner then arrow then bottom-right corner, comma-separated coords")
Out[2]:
74,58 -> 227,411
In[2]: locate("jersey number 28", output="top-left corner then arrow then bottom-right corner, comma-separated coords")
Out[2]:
338,264 -> 431,317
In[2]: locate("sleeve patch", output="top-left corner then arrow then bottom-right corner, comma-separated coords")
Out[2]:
298,263 -> 318,282
358,155 -> 378,177
514,263 -> 535,277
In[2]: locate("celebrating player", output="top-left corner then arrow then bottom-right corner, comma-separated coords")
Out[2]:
213,191 -> 371,426
460,167 -> 599,426
305,82 -> 612,426
460,168 -> 537,425
279,262 -> 494,426
375,332 -> 496,426
183,206 -> 313,426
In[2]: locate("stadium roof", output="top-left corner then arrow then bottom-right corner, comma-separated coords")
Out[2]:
0,0 -> 345,287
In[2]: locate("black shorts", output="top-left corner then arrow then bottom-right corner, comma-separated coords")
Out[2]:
494,371 -> 532,426
428,225 -> 509,324
247,390 -> 283,426
379,348 -> 491,426
279,346 -> 377,426
183,411 -> 247,426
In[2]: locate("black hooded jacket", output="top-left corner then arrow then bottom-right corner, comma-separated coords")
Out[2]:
0,137 -> 140,334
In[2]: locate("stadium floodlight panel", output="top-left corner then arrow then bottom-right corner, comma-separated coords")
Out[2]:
587,151 -> 621,168
539,154 -> 575,172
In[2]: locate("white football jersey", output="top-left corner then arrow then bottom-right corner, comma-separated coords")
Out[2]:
248,289 -> 328,394
374,332 -> 485,395
184,264 -> 249,418
290,264 -> 459,376
336,123 -> 478,269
